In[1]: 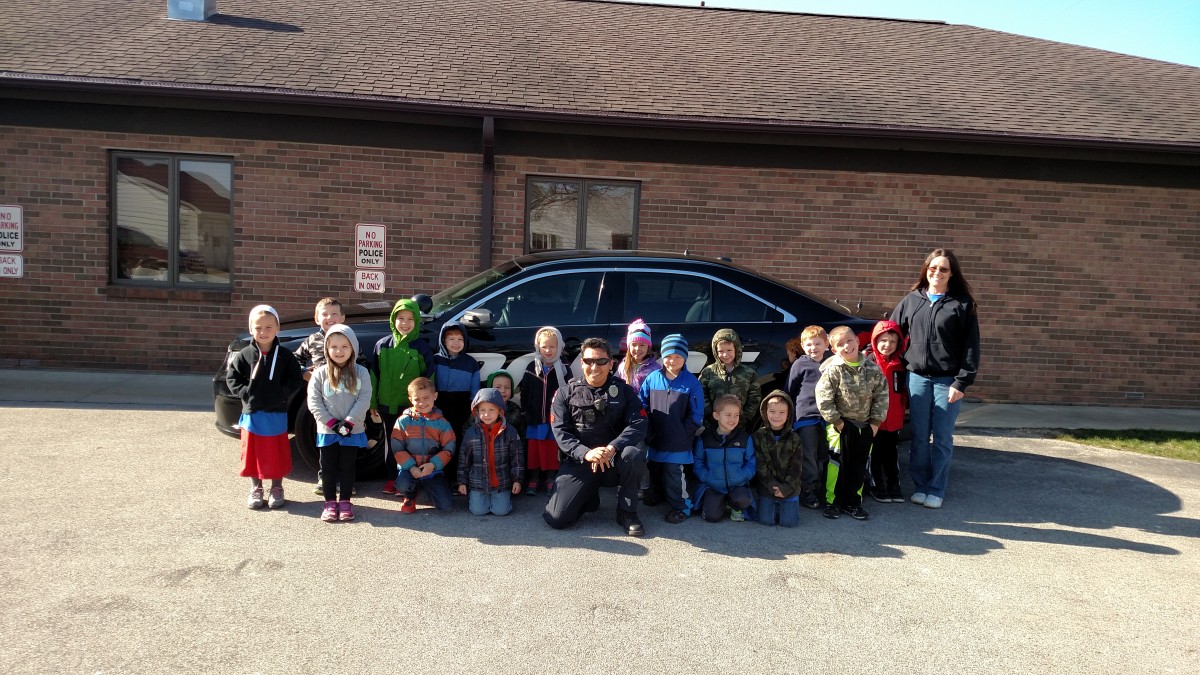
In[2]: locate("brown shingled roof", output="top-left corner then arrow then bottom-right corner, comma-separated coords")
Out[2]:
3,0 -> 1199,148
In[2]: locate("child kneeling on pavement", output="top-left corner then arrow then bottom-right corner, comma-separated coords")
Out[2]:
693,394 -> 757,523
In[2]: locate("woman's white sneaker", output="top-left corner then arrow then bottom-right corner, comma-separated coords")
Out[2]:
910,492 -> 927,505
923,495 -> 943,509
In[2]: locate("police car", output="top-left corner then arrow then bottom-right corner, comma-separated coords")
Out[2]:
213,250 -> 885,476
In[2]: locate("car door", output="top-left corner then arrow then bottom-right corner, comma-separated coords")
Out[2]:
614,269 -> 785,377
452,269 -> 613,377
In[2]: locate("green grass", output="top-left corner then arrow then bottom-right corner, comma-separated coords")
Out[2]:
1055,430 -> 1200,463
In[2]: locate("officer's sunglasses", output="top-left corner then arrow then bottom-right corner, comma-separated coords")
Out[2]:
581,357 -> 611,366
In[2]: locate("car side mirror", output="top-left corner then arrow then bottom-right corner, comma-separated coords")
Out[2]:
462,308 -> 494,329
411,293 -> 433,314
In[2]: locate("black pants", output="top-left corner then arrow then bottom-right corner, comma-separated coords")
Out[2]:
797,423 -> 828,497
826,422 -> 873,508
647,460 -> 691,512
544,445 -> 645,529
380,411 -> 400,481
870,429 -> 900,490
320,443 -> 357,501
700,485 -> 753,522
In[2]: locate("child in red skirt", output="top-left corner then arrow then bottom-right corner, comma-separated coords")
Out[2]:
226,305 -> 305,509
518,326 -> 569,496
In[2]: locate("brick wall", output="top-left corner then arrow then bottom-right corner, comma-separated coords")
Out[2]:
0,126 -> 482,374
4,125 -> 1198,407
498,156 -> 1200,408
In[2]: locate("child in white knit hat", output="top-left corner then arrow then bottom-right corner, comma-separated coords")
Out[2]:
225,305 -> 305,510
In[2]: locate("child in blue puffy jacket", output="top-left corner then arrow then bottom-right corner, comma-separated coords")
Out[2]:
693,394 -> 756,523
640,333 -> 704,524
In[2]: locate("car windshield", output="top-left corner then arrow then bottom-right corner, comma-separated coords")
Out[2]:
428,259 -> 522,316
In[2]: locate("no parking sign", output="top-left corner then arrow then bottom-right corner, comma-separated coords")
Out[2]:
354,224 -> 386,293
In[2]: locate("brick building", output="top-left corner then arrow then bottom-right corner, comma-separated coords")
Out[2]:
1,0 -> 1198,406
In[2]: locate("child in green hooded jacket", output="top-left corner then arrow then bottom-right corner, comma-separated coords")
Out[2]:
699,328 -> 762,432
370,298 -> 435,495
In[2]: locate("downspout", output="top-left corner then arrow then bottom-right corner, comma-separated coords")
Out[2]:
480,116 -> 495,271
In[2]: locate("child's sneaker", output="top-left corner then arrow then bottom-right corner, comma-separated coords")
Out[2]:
870,486 -> 890,504
313,479 -> 324,495
822,504 -> 841,519
267,485 -> 286,509
544,479 -> 556,497
399,496 -> 417,514
525,482 -> 539,496
381,480 -> 398,495
338,501 -> 354,521
888,486 -> 904,503
729,509 -> 746,522
320,501 -> 338,522
802,492 -> 821,510
665,509 -> 688,524
247,486 -> 265,510
841,505 -> 870,520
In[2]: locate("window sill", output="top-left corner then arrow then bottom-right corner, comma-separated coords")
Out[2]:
103,284 -> 232,303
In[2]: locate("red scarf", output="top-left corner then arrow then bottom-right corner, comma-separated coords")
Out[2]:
481,420 -> 504,489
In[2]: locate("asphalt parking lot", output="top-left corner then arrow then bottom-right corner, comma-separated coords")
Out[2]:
1,371 -> 1198,673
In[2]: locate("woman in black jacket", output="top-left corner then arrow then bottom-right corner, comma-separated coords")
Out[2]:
891,249 -> 980,510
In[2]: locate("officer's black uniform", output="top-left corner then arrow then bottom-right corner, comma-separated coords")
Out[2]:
543,373 -> 647,532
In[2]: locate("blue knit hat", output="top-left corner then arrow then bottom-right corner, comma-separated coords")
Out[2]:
660,333 -> 688,359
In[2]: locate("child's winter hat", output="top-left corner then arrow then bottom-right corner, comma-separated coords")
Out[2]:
626,319 -> 652,347
325,323 -> 360,361
471,387 -> 507,415
248,304 -> 279,330
660,333 -> 688,359
486,370 -> 515,388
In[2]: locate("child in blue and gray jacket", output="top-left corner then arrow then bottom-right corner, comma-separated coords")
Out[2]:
640,333 -> 704,524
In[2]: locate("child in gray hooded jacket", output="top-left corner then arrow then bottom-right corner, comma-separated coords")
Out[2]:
307,324 -> 373,523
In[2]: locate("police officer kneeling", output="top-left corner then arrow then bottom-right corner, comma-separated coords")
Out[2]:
543,337 -> 649,536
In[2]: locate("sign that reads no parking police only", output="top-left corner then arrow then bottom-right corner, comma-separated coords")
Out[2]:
0,205 -> 22,252
354,223 -> 386,293
355,223 -> 386,269
0,206 -> 23,279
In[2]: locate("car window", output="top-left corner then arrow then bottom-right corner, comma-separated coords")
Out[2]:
624,273 -> 706,323
622,271 -> 775,323
429,261 -> 518,315
711,281 -> 776,322
478,272 -> 604,328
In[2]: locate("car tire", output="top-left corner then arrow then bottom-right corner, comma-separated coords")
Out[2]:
292,407 -> 388,479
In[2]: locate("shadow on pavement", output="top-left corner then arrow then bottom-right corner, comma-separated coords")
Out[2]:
270,438 -> 1195,561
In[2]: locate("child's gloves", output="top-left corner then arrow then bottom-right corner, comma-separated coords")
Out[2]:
326,419 -> 355,436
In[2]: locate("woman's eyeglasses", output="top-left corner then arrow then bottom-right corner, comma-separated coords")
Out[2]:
927,266 -> 951,274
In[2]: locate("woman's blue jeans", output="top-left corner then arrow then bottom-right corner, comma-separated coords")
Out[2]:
907,373 -> 961,499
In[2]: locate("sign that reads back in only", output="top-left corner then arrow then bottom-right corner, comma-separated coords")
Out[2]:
0,205 -> 23,252
0,253 -> 23,278
355,223 -> 386,269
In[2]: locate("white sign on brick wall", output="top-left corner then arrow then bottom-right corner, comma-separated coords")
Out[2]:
354,269 -> 385,293
0,205 -> 23,252
0,253 -> 23,278
355,223 -> 386,269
